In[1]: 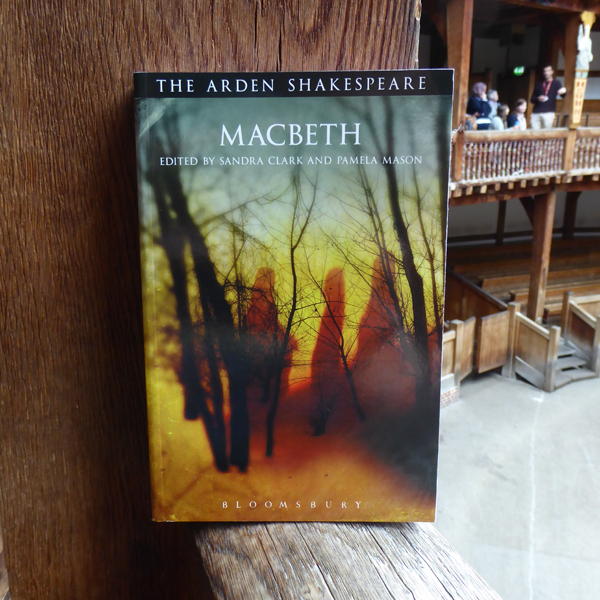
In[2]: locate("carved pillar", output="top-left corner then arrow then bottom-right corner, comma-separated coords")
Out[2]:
570,12 -> 596,127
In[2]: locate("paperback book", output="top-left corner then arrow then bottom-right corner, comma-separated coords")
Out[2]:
134,70 -> 453,522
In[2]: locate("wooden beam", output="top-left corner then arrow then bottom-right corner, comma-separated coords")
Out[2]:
496,200 -> 507,245
527,191 -> 557,322
447,0 -> 474,130
519,196 -> 535,226
526,67 -> 536,125
562,190 -> 581,239
449,177 -> 600,206
499,0 -> 600,14
421,0 -> 447,43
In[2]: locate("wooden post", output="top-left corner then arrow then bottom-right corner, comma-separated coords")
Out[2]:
502,302 -> 521,379
495,200 -> 507,245
563,127 -> 577,172
527,191 -> 557,323
453,128 -> 465,181
592,318 -> 600,375
447,0 -> 474,131
562,190 -> 581,239
519,196 -> 535,227
560,291 -> 575,340
449,320 -> 464,390
544,326 -> 561,393
526,68 -> 536,126
1,2 -> 422,598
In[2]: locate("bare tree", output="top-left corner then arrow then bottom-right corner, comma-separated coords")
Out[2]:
265,168 -> 317,457
146,154 -> 229,473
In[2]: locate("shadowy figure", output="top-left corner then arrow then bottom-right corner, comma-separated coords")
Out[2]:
310,268 -> 349,435
246,268 -> 296,407
353,256 -> 416,415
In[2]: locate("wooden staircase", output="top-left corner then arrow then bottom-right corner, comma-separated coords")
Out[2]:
554,340 -> 597,389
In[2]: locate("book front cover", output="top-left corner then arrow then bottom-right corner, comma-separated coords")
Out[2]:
135,70 -> 453,522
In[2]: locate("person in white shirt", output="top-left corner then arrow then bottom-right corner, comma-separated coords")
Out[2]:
490,104 -> 509,130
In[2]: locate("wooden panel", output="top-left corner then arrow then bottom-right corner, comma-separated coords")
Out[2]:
1,1 -> 421,599
445,270 -> 507,322
197,522 -> 503,600
461,316 -> 476,380
570,312 -> 596,355
579,300 -> 600,318
477,311 -> 510,373
515,321 -> 549,374
514,357 -> 545,389
442,335 -> 456,377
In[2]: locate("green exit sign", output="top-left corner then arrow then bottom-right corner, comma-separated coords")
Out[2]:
513,66 -> 525,76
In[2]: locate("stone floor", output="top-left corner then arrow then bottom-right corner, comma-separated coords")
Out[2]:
435,372 -> 600,600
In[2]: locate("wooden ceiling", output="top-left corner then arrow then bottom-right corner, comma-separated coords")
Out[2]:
472,0 -> 600,37
421,0 -> 600,40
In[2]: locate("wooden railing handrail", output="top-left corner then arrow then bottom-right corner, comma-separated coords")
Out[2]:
453,126 -> 600,184
571,301 -> 597,328
576,127 -> 600,138
574,294 -> 600,305
447,269 -> 508,311
463,128 -> 569,143
516,311 -> 551,339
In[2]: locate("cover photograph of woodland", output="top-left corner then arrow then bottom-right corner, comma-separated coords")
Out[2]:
136,86 -> 451,521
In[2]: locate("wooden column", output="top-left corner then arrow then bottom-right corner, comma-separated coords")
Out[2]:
563,190 -> 581,239
447,0 -> 474,131
527,191 -> 557,323
495,200 -> 507,246
1,2 -> 421,599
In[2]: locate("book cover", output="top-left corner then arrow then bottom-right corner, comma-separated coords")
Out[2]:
134,70 -> 453,522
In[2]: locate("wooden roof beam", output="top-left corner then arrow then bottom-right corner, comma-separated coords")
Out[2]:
498,0 -> 600,15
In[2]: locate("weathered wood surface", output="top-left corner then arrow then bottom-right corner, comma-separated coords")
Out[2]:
1,1 -> 421,598
0,525 -> 8,600
476,311 -> 510,373
197,523 -> 503,600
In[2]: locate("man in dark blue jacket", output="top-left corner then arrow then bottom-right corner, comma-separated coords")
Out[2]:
530,65 -> 567,129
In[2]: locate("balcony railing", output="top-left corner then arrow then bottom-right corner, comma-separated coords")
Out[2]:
452,127 -> 600,187
573,128 -> 600,173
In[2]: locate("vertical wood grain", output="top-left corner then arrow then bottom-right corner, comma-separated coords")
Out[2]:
527,191 -> 557,323
0,1 -> 421,598
446,0 -> 473,131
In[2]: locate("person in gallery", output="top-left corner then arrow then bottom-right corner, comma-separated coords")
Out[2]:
507,99 -> 527,130
530,65 -> 566,129
487,89 -> 500,118
490,104 -> 509,130
466,82 -> 492,130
